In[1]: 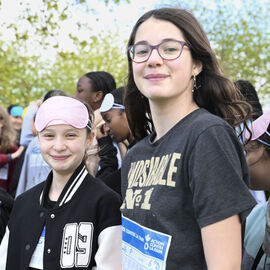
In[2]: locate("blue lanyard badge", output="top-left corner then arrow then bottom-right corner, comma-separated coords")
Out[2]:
122,216 -> 171,270
29,226 -> 45,269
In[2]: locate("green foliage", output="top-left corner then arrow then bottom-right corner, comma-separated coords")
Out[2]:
0,0 -> 269,108
196,1 -> 269,101
187,0 -> 269,105
0,0 -> 128,107
0,40 -> 57,106
47,33 -> 128,95
160,0 -> 270,105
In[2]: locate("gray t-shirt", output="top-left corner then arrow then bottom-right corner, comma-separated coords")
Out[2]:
121,108 -> 256,269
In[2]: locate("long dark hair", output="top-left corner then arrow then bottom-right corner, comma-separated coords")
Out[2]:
125,8 -> 251,141
0,106 -> 16,152
234,80 -> 263,120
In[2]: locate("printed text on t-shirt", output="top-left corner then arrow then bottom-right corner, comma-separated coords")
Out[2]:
121,153 -> 181,210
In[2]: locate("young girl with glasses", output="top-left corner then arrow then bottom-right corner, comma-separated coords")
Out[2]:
121,8 -> 256,269
0,96 -> 122,270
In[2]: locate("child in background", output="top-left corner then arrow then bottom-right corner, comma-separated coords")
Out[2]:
242,111 -> 270,269
6,105 -> 24,146
234,79 -> 267,204
96,87 -> 135,195
235,80 -> 263,120
75,71 -> 116,112
0,106 -> 20,194
75,71 -> 117,176
0,96 -> 122,270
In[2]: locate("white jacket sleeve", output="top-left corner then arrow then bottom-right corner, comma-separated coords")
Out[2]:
92,225 -> 122,270
0,227 -> 9,270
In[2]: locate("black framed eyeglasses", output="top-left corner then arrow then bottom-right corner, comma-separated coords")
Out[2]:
128,39 -> 190,63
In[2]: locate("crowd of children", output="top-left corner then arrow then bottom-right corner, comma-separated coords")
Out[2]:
0,6 -> 269,270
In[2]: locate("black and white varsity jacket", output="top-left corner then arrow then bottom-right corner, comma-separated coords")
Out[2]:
0,162 -> 122,270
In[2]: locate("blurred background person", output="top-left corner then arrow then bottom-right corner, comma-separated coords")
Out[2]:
6,105 -> 24,146
75,71 -> 116,111
242,111 -> 270,269
75,71 -> 118,175
235,80 -> 263,120
0,106 -> 19,194
95,86 -> 136,195
235,79 -> 267,204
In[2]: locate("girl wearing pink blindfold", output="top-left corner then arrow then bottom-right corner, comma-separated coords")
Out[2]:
242,111 -> 270,269
244,111 -> 270,190
0,96 -> 122,270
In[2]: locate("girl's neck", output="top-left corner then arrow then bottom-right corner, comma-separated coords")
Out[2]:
127,133 -> 135,145
49,171 -> 73,201
150,98 -> 199,141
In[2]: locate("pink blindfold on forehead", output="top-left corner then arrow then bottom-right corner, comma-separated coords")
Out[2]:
35,96 -> 90,132
245,110 -> 270,141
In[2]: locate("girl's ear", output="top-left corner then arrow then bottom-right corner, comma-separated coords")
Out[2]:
193,60 -> 203,76
93,90 -> 104,103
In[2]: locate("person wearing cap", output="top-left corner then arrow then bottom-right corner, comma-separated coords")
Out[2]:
0,96 -> 122,270
95,87 -> 135,195
7,104 -> 24,146
242,111 -> 270,269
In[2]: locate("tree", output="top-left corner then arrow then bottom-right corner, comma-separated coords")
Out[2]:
195,1 -> 270,106
160,0 -> 270,106
0,0 -> 129,106
2,0 -> 268,107
42,33 -> 128,95
0,40 -> 50,106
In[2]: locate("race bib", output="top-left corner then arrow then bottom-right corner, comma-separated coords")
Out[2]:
122,216 -> 171,270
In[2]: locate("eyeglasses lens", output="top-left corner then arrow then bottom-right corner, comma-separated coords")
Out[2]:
131,40 -> 184,63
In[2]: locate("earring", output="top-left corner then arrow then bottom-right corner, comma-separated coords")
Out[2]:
192,75 -> 196,93
193,74 -> 201,92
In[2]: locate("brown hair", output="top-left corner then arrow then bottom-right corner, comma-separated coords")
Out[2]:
0,106 -> 16,152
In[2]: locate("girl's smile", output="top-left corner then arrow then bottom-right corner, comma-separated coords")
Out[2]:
39,124 -> 90,177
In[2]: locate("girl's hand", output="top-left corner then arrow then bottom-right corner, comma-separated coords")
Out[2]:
11,145 -> 25,160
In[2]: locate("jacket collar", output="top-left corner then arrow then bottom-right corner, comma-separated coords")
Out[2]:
39,162 -> 88,208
